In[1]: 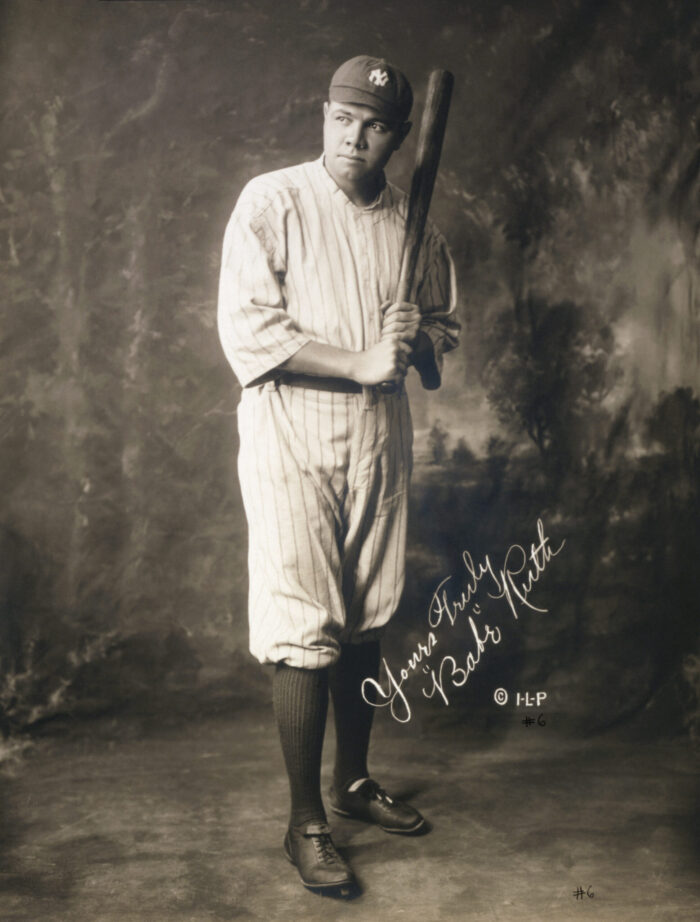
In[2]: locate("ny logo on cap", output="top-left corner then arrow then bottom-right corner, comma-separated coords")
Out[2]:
368,68 -> 389,87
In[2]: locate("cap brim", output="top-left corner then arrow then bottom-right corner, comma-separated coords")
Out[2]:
329,87 -> 403,122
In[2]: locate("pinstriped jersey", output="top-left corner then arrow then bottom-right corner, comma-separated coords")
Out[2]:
217,156 -> 460,389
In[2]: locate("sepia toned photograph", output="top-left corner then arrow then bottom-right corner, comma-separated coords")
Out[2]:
1,1 -> 698,920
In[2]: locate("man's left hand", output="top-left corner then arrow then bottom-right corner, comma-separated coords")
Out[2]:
380,300 -> 421,346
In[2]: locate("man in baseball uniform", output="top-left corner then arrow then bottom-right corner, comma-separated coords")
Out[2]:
218,55 -> 459,895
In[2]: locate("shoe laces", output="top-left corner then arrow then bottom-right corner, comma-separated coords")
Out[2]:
311,832 -> 341,865
363,779 -> 394,805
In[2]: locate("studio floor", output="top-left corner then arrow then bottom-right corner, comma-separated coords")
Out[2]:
0,706 -> 698,922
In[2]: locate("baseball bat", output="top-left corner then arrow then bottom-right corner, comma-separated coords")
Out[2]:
380,68 -> 454,393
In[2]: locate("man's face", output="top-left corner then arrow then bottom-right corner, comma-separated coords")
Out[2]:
323,100 -> 409,190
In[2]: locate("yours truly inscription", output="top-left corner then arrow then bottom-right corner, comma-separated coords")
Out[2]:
362,519 -> 566,723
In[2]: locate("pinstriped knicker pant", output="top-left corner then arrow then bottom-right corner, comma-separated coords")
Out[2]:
237,380 -> 413,670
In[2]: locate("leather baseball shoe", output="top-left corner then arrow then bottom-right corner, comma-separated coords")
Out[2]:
329,778 -> 426,834
283,822 -> 356,893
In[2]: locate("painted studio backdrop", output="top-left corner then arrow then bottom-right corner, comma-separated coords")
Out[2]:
0,0 -> 699,916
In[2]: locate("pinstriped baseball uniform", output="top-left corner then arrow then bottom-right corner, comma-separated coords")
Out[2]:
218,156 -> 459,669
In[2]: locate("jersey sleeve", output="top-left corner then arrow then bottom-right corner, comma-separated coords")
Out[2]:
217,184 -> 310,388
413,226 -> 461,388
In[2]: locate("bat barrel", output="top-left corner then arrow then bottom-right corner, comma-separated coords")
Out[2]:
381,68 -> 454,394
397,68 -> 454,302
416,69 -> 454,169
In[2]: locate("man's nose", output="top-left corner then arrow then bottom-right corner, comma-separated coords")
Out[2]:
345,122 -> 367,149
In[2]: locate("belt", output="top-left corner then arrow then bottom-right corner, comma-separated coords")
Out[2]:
276,372 -> 363,394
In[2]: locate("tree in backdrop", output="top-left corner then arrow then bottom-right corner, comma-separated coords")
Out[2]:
482,296 -> 619,477
428,419 -> 449,464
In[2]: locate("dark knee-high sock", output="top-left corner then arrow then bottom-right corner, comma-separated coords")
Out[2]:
329,641 -> 381,791
272,663 -> 329,829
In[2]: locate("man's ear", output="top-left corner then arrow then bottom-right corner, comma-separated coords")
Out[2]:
323,101 -> 329,119
394,120 -> 412,150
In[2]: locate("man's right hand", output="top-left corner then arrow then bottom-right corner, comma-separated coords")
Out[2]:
351,337 -> 411,386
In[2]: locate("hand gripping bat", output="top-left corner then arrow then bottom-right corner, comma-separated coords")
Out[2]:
380,68 -> 454,394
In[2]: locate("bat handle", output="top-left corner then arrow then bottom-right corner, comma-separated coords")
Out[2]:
377,271 -> 413,394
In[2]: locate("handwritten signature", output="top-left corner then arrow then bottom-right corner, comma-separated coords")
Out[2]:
362,519 -> 565,723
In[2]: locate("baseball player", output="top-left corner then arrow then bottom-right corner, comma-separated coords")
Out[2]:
218,55 -> 459,895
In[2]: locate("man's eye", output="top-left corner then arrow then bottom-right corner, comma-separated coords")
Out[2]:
370,122 -> 387,132
336,115 -> 349,123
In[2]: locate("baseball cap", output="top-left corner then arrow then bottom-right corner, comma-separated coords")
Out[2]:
329,55 -> 413,124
